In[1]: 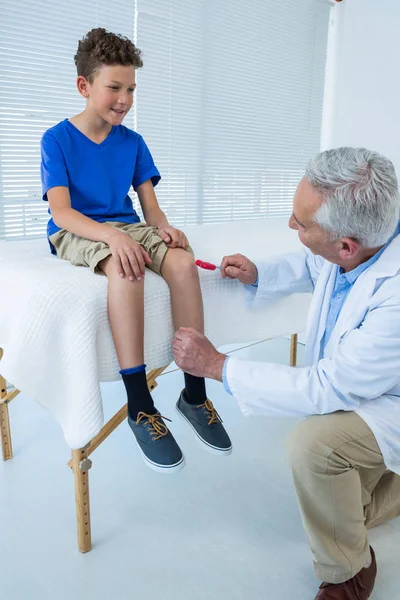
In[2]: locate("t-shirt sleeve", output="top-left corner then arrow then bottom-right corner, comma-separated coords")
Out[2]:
40,131 -> 69,201
132,135 -> 161,190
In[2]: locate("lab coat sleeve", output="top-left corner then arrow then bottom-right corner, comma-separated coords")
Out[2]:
244,247 -> 323,306
226,295 -> 400,417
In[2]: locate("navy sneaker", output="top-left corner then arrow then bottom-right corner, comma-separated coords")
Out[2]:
176,391 -> 232,455
128,411 -> 185,473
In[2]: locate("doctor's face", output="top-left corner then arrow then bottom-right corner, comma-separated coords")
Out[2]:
289,177 -> 339,261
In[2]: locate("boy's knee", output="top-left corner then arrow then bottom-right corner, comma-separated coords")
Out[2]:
98,255 -> 145,285
163,249 -> 197,279
175,248 -> 195,266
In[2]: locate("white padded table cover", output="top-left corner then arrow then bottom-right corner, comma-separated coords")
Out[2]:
0,218 -> 311,448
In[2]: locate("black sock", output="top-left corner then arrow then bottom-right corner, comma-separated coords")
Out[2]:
121,370 -> 157,420
184,373 -> 207,405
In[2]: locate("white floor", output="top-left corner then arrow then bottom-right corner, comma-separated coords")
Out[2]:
1,338 -> 399,600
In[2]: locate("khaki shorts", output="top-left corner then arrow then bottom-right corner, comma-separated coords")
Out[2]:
49,221 -> 193,274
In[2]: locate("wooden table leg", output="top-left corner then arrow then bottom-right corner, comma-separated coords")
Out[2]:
290,333 -> 298,367
0,374 -> 13,461
71,447 -> 92,553
67,365 -> 168,551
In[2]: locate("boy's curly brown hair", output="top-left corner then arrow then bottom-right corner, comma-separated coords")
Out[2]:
74,28 -> 143,82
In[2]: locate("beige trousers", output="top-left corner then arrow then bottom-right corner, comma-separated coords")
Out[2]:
286,411 -> 400,584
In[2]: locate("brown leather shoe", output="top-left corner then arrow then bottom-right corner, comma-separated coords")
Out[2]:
315,547 -> 377,599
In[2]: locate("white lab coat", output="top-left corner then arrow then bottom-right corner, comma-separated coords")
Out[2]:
226,234 -> 400,474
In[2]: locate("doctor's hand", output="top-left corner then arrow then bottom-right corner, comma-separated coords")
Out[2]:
172,328 -> 226,381
220,254 -> 258,285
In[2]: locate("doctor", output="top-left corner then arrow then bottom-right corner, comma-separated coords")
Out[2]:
172,147 -> 400,600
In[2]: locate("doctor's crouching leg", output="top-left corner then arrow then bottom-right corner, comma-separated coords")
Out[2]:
286,410 -> 400,597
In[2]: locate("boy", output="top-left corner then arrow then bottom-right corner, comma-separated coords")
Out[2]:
40,28 -> 231,473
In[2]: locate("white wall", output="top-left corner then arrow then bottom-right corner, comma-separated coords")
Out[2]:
324,0 -> 400,174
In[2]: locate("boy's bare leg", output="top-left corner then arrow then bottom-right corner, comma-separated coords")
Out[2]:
99,256 -> 144,369
99,254 -> 185,472
160,248 -> 204,332
161,248 -> 232,455
98,255 -> 154,416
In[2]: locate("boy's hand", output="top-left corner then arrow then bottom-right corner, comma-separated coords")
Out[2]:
158,225 -> 188,249
220,253 -> 258,285
108,230 -> 152,281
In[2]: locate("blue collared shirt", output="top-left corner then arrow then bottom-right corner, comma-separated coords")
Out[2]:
321,221 -> 400,352
222,222 -> 400,394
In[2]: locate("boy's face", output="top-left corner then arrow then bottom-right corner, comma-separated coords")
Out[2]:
78,64 -> 136,126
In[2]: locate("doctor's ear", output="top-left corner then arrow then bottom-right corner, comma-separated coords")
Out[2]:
338,237 -> 360,258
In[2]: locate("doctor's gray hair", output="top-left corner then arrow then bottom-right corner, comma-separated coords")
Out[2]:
305,147 -> 400,247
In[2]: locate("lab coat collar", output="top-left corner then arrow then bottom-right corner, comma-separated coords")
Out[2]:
307,234 -> 400,363
321,235 -> 400,359
367,233 -> 400,278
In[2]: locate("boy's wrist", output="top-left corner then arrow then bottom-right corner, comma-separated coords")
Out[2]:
152,215 -> 169,229
145,220 -> 169,231
99,223 -> 121,243
156,222 -> 170,230
144,208 -> 169,229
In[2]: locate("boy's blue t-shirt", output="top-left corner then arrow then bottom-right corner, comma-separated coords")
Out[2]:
40,119 -> 161,253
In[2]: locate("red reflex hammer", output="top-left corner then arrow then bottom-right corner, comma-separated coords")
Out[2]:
195,259 -> 218,271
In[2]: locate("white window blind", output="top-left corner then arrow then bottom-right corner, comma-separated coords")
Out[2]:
135,0 -> 330,225
0,0 -> 137,240
0,0 -> 330,239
